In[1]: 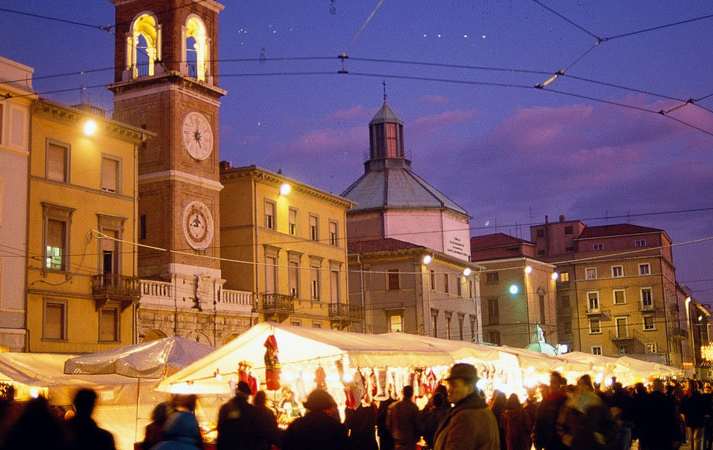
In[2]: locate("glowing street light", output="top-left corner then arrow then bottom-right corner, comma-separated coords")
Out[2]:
463,267 -> 472,276
422,255 -> 433,265
551,272 -> 559,281
279,183 -> 292,196
509,284 -> 519,295
83,119 -> 98,136
524,265 -> 533,275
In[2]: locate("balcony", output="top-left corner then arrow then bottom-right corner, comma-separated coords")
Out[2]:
586,308 -> 605,317
92,274 -> 140,310
218,289 -> 253,315
138,279 -> 252,314
609,329 -> 638,342
640,303 -> 656,313
328,303 -> 363,327
671,326 -> 688,339
255,293 -> 295,321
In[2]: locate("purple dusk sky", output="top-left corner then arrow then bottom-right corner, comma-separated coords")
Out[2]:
2,0 -> 713,301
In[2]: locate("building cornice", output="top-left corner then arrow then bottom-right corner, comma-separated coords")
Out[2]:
112,0 -> 224,13
475,256 -> 556,269
349,246 -> 482,270
139,170 -> 223,191
32,99 -> 154,144
221,165 -> 353,209
109,72 -> 226,103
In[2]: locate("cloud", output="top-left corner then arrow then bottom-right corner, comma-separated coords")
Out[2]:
326,105 -> 371,122
411,109 -> 477,132
419,94 -> 449,105
286,126 -> 366,156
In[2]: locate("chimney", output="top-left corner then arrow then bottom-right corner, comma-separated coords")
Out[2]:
559,214 -> 565,223
219,160 -> 231,172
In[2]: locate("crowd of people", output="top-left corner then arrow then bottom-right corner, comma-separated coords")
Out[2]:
0,363 -> 712,450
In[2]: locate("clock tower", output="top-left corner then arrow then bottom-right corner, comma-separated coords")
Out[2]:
110,0 -> 230,342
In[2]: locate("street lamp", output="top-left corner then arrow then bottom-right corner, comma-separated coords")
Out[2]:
83,119 -> 98,136
509,284 -> 519,295
551,272 -> 559,281
463,267 -> 472,277
279,183 -> 292,196
524,265 -> 533,275
422,255 -> 433,265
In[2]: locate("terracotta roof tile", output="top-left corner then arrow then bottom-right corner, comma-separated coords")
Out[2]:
348,238 -> 424,254
470,233 -> 533,250
577,224 -> 663,239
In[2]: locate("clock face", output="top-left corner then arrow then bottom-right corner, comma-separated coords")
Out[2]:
182,112 -> 214,161
182,201 -> 214,250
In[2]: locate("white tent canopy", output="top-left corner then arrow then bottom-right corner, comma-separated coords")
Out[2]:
64,336 -> 213,378
158,323 -> 456,394
380,333 -> 502,363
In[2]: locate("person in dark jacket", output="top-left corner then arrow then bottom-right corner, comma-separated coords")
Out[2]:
502,394 -> 532,450
142,402 -> 169,450
433,363 -> 499,450
420,386 -> 451,450
282,389 -> 348,450
386,385 -> 420,450
639,379 -> 684,450
683,381 -> 709,450
2,396 -> 68,450
377,391 -> 397,450
253,390 -> 282,449
489,391 -> 507,450
66,389 -> 116,450
557,375 -> 615,450
153,403 -> 204,450
534,372 -> 568,450
345,395 -> 379,450
217,382 -> 278,450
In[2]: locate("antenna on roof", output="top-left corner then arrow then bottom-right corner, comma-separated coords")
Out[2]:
382,80 -> 387,103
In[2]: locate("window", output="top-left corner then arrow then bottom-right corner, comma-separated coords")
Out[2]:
329,221 -> 338,246
639,263 -> 651,276
486,272 -> 499,284
99,308 -> 119,342
291,320 -> 301,327
591,346 -> 602,356
387,269 -> 400,290
101,157 -> 120,193
430,270 -> 436,290
46,219 -> 67,271
312,322 -> 322,329
288,208 -> 297,236
585,267 -> 597,280
560,295 -> 570,310
431,309 -> 439,338
643,316 -> 655,331
310,262 -> 320,300
458,314 -> 465,340
611,266 -> 624,278
563,318 -> 572,335
445,313 -> 452,339
613,289 -> 626,305
641,288 -> 653,310
443,274 -> 449,294
560,272 -> 570,283
309,215 -> 319,241
564,225 -> 573,235
457,277 -> 463,297
538,294 -> 546,324
469,280 -> 474,298
140,214 -> 147,240
615,317 -> 628,338
589,318 -> 601,334
536,229 -> 544,238
587,291 -> 600,312
469,315 -> 477,341
635,239 -> 647,248
265,256 -> 277,294
46,141 -> 69,183
645,343 -> 657,353
593,243 -> 604,251
44,300 -> 66,340
184,15 -> 208,81
487,330 -> 501,345
288,257 -> 299,297
264,200 -> 275,230
389,314 -> 403,333
330,269 -> 340,303
487,297 -> 499,325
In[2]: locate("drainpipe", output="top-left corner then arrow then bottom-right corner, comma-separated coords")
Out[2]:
23,104 -> 33,352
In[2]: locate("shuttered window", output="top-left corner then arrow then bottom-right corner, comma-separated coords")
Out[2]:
46,142 -> 68,182
330,270 -> 339,303
101,157 -> 119,192
99,308 -> 118,342
44,302 -> 65,340
288,259 -> 299,297
265,256 -> 277,294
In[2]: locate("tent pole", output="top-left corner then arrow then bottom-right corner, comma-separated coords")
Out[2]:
134,377 -> 140,445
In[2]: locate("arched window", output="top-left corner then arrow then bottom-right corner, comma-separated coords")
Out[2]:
128,13 -> 161,78
184,15 -> 208,81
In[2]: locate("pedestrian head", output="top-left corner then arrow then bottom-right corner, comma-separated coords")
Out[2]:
236,381 -> 252,398
402,385 -> 414,401
434,384 -> 448,399
304,389 -> 338,418
73,388 -> 97,418
432,391 -> 447,408
550,371 -> 564,390
444,363 -> 478,404
577,374 -> 594,392
150,402 -> 169,425
173,394 -> 198,412
254,390 -> 267,408
506,393 -> 521,410
652,379 -> 665,393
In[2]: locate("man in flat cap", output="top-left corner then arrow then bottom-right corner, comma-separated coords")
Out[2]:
433,363 -> 499,450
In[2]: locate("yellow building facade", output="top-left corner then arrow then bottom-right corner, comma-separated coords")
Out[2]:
220,164 -> 356,330
27,100 -> 150,353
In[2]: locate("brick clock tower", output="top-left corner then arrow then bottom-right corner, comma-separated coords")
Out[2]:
110,0 -> 249,344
